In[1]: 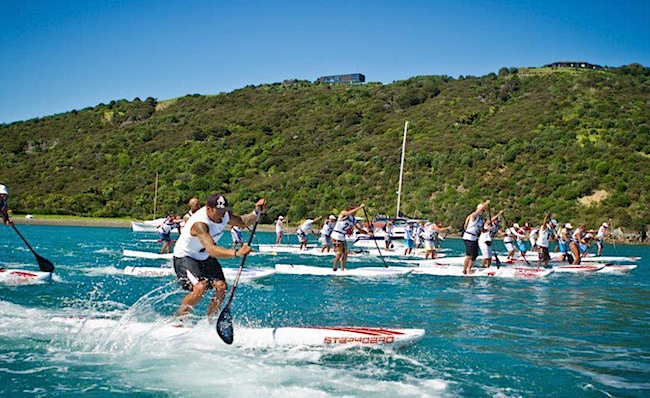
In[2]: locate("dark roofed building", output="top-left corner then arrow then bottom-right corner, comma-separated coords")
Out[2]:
317,73 -> 365,84
544,61 -> 604,70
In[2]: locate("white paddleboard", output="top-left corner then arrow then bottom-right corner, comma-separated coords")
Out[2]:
123,266 -> 276,281
123,249 -> 173,260
0,268 -> 53,283
256,244 -> 367,257
256,244 -> 318,253
596,264 -> 638,273
522,251 -> 640,263
50,317 -> 424,348
580,254 -> 641,262
552,263 -> 606,273
412,265 -> 552,278
275,263 -> 412,277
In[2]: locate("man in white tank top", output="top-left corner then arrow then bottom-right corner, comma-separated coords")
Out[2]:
173,193 -> 267,321
462,199 -> 490,275
331,204 -> 368,271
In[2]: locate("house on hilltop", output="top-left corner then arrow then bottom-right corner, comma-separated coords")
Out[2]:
544,61 -> 604,70
317,73 -> 365,84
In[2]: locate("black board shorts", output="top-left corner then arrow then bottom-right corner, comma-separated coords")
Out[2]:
464,239 -> 479,261
173,256 -> 226,291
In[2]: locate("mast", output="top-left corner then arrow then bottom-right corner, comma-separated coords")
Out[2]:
396,121 -> 408,218
153,172 -> 159,219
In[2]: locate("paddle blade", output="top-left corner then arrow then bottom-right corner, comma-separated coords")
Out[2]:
216,306 -> 234,344
36,254 -> 55,273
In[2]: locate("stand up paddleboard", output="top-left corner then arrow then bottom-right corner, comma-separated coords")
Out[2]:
0,268 -> 53,283
123,249 -> 173,260
50,317 -> 424,348
275,263 -> 412,277
597,264 -> 638,273
552,263 -> 606,273
123,266 -> 276,281
521,252 -> 640,263
412,266 -> 552,278
256,244 -> 367,257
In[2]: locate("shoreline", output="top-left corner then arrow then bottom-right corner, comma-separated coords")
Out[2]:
9,216 -> 646,245
11,216 -> 278,232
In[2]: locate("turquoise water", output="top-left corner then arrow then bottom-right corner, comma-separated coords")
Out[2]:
1,225 -> 649,397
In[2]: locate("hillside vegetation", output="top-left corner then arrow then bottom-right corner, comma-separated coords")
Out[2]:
1,64 -> 649,231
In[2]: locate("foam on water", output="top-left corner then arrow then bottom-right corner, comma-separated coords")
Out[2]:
0,299 -> 448,397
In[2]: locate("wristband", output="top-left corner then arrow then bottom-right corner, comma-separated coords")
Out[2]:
234,248 -> 238,257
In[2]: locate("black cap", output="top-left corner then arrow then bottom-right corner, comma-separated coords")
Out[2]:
207,193 -> 230,211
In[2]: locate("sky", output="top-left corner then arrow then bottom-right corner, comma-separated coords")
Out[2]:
1,0 -> 648,124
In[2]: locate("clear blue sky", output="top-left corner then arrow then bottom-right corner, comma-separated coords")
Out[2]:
1,0 -> 648,124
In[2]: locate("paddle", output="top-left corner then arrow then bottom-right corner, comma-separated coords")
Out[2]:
216,212 -> 261,344
487,207 -> 502,269
361,207 -> 388,268
12,225 -> 55,272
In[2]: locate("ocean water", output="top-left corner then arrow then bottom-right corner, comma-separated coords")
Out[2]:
1,225 -> 649,397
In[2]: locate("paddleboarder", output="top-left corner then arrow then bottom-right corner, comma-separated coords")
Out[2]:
275,215 -> 285,244
320,215 -> 336,252
180,196 -> 201,232
296,216 -> 322,250
0,184 -> 13,226
331,204 -> 369,271
172,193 -> 267,322
595,222 -> 608,256
158,214 -> 180,254
462,200 -> 490,275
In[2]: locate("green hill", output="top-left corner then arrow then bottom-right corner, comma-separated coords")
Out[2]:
1,63 -> 649,231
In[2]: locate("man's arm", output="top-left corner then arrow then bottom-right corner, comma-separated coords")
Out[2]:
229,199 -> 267,228
192,222 -> 242,258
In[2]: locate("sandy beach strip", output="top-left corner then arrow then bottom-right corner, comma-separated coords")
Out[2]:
11,216 -> 276,232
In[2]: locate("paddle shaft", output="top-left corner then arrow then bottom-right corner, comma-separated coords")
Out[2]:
362,207 -> 388,268
11,225 -> 55,272
487,207 -> 502,268
225,214 -> 261,303
216,212 -> 262,343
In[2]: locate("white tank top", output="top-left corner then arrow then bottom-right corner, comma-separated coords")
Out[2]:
173,206 -> 230,260
331,215 -> 356,241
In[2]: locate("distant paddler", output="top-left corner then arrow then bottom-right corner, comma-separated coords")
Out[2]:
536,215 -> 558,268
172,193 -> 267,322
158,214 -> 181,254
595,222 -> 608,256
331,204 -> 369,271
320,215 -> 336,252
275,215 -> 285,244
296,216 -> 323,250
569,224 -> 588,265
0,184 -> 13,227
180,196 -> 201,232
462,200 -> 490,275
